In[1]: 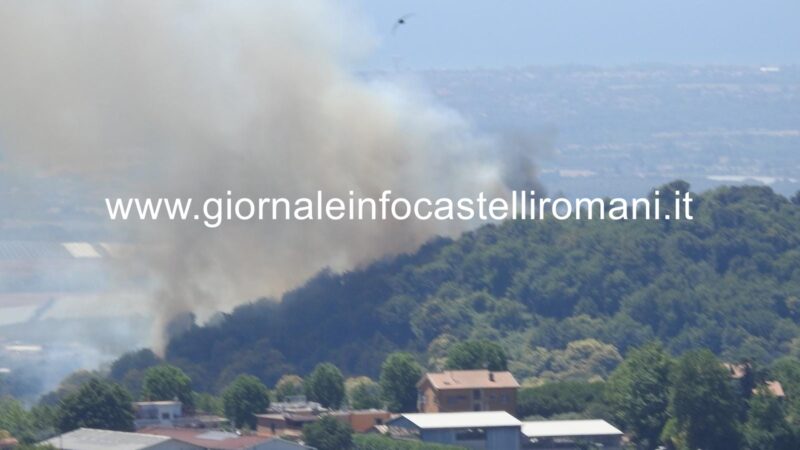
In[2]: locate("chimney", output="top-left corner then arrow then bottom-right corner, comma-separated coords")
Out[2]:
489,372 -> 495,382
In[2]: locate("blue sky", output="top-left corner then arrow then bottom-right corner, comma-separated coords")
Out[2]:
356,0 -> 800,69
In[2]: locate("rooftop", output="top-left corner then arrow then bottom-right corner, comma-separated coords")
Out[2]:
394,411 -> 521,430
420,369 -> 520,390
134,401 -> 182,407
140,427 -> 272,450
42,428 -> 172,450
521,420 -> 623,438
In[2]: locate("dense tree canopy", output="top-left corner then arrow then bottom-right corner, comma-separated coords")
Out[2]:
517,381 -> 604,419
161,185 -> 800,389
444,340 -> 508,371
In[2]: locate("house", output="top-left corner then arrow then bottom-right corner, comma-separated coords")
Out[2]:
41,428 -> 198,450
135,401 -> 184,428
134,401 -> 229,430
521,420 -> 624,450
386,411 -> 522,450
140,428 -> 313,450
417,370 -> 520,414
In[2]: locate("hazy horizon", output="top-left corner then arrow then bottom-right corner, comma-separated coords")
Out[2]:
357,0 -> 800,70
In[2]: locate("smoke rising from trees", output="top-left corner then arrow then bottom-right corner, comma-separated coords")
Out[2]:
0,1 -> 541,350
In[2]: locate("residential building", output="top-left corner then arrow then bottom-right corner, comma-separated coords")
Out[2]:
134,401 -> 229,430
417,370 -> 520,414
521,420 -> 624,450
386,411 -> 522,450
134,401 -> 184,429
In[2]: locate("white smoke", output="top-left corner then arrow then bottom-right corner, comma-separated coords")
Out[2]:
0,1 -> 527,350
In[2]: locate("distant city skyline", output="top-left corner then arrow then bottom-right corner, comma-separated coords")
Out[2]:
356,0 -> 800,69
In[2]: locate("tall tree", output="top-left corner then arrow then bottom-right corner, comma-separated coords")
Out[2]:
665,349 -> 741,450
222,374 -> 270,429
604,343 -> 672,449
445,340 -> 508,371
303,416 -> 352,450
141,365 -> 194,409
380,352 -> 423,413
56,378 -> 134,432
305,363 -> 345,409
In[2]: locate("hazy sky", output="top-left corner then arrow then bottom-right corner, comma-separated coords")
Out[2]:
357,0 -> 800,69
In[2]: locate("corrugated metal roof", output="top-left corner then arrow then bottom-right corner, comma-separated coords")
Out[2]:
42,428 -> 171,450
521,420 -> 623,438
397,411 -> 521,429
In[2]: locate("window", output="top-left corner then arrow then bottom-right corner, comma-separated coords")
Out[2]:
161,412 -> 170,420
473,389 -> 481,400
456,428 -> 486,441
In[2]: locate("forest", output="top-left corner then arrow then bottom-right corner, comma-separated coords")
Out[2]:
4,181 -> 800,450
158,182 -> 800,391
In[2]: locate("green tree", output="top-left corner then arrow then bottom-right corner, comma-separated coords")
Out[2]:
743,386 -> 796,450
141,365 -> 194,409
604,342 -> 672,448
56,378 -> 134,432
274,374 -> 304,401
303,416 -> 352,450
305,363 -> 345,409
445,340 -> 508,371
346,377 -> 383,410
666,350 -> 741,450
222,374 -> 270,429
380,352 -> 423,413
0,396 -> 35,443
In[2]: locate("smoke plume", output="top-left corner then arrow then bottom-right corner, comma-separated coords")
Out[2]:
0,1 -> 538,350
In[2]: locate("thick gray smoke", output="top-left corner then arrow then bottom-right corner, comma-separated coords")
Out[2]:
0,1 -> 537,351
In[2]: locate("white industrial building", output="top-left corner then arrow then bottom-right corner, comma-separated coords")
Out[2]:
521,419 -> 623,449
